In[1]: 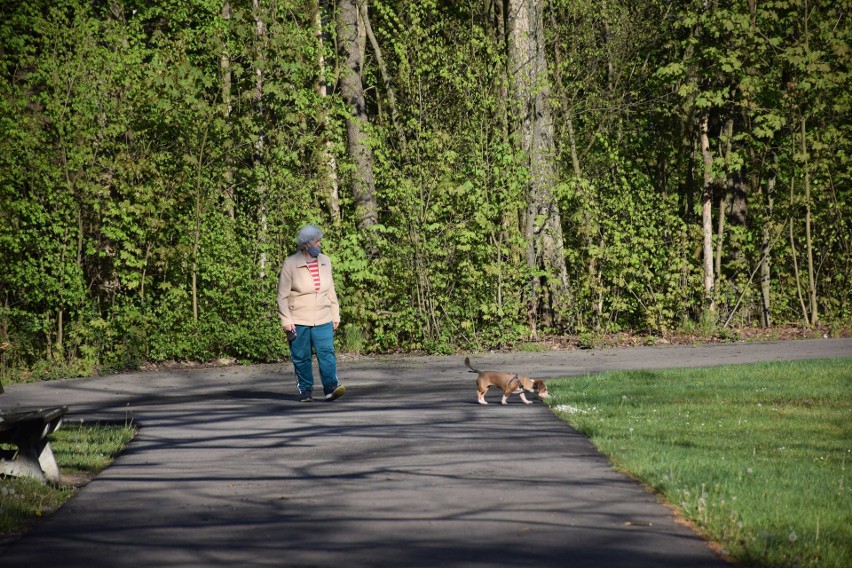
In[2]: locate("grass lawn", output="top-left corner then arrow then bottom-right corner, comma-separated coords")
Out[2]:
0,420 -> 136,537
546,358 -> 851,568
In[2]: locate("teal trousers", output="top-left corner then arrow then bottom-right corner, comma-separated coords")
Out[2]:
289,322 -> 338,395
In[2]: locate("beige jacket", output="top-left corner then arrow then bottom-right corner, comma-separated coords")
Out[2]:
277,252 -> 340,328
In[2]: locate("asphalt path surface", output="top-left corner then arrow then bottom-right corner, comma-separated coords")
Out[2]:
1,338 -> 849,567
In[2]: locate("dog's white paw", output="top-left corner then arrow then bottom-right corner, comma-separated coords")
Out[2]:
478,400 -> 488,405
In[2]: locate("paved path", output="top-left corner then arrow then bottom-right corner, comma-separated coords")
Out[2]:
1,339 -> 849,567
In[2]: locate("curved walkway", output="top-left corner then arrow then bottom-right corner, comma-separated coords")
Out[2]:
1,339 -> 849,567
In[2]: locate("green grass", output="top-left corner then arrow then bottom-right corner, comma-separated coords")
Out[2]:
515,341 -> 552,352
0,421 -> 136,537
547,358 -> 851,568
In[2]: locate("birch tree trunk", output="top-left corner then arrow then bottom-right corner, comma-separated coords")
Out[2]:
313,1 -> 340,223
760,162 -> 776,327
699,115 -> 716,314
507,0 -> 570,336
336,0 -> 377,234
789,179 -> 810,326
801,117 -> 818,326
800,0 -> 818,326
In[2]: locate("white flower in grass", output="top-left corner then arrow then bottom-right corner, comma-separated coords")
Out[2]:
556,404 -> 587,415
788,531 -> 797,543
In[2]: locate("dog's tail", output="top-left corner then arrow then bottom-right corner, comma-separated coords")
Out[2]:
464,356 -> 480,374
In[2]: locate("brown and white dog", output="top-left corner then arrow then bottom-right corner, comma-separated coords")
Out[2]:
464,357 -> 549,405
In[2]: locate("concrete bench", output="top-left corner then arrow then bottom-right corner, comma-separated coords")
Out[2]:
0,406 -> 68,483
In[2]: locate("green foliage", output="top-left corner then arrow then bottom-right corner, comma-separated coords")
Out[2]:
563,140 -> 698,333
0,0 -> 848,380
651,0 -> 851,326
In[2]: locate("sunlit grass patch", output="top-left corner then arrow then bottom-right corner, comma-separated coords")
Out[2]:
51,419 -> 137,474
0,421 -> 136,536
547,358 -> 851,568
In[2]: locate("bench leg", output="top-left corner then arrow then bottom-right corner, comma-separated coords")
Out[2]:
1,448 -> 46,481
0,439 -> 61,483
37,440 -> 61,483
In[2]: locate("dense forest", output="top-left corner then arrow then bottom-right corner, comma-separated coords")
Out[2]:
1,0 -> 849,380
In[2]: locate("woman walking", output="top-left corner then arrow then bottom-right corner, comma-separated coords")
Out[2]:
277,225 -> 345,402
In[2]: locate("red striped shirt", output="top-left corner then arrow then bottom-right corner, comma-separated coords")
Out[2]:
306,258 -> 321,290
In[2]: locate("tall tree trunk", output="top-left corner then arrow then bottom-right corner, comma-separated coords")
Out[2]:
787,164 -> 810,325
715,190 -> 730,291
359,1 -> 404,147
45,311 -> 53,361
220,1 -> 235,221
760,160 -> 776,327
731,171 -> 748,226
548,2 -> 587,328
801,116 -> 818,326
253,0 -> 268,278
507,0 -> 571,336
192,197 -> 200,323
191,124 -> 209,323
313,1 -> 340,223
684,122 -> 696,219
486,0 -> 518,317
793,0 -> 817,327
729,116 -> 749,264
488,0 -> 509,144
337,0 -> 377,235
699,115 -> 716,314
715,119 -> 734,291
0,296 -> 8,393
789,195 -> 810,327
